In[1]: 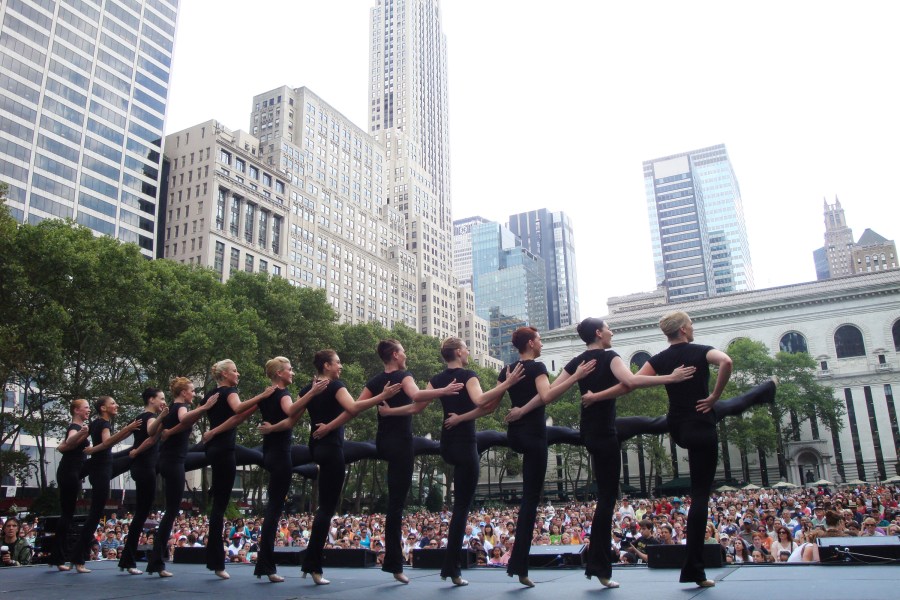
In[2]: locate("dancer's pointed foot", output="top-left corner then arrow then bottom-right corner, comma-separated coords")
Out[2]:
518,575 -> 535,588
310,572 -> 329,585
214,570 -> 230,580
157,570 -> 173,578
599,577 -> 620,588
393,572 -> 409,584
696,579 -> 715,588
74,565 -> 91,574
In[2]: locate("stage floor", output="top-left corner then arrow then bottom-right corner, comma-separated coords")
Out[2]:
2,560 -> 897,599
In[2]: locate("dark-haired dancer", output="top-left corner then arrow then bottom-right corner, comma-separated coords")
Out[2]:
638,311 -> 731,588
252,357 -> 327,583
72,397 -> 140,573
199,359 -> 274,580
145,378 -> 219,577
47,399 -> 91,571
358,339 -> 464,584
420,337 -> 523,586
118,388 -> 169,574
501,326 -> 596,588
554,318 -> 694,588
292,350 -> 401,586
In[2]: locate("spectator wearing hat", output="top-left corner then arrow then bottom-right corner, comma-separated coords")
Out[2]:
812,504 -> 828,527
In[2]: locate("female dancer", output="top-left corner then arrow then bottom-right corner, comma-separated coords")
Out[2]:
47,399 -> 91,570
362,339 -> 463,584
420,337 -> 523,586
640,311 -> 731,588
198,359 -> 274,579
252,357 -> 327,583
72,397 -> 140,573
500,326 -> 595,587
289,349 -> 400,585
118,388 -> 169,574
145,377 -> 219,577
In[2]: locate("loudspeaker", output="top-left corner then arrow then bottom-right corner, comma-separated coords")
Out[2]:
526,544 -> 586,568
33,514 -> 88,561
819,535 -> 900,563
173,546 -> 207,564
411,548 -> 474,569
294,548 -> 378,568
273,546 -> 303,566
646,544 -> 723,569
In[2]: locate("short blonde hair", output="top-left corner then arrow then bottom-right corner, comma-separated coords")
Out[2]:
211,359 -> 235,382
265,356 -> 291,379
659,311 -> 691,339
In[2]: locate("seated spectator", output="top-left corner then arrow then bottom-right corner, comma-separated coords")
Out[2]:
488,545 -> 505,566
1,517 -> 32,567
751,549 -> 767,564
99,530 -> 121,555
730,538 -> 751,564
769,526 -> 796,561
861,517 -> 885,536
787,529 -> 820,563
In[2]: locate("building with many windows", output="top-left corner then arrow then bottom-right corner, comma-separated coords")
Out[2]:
643,144 -> 754,303
0,0 -> 178,257
453,215 -> 489,289
162,86 -> 419,330
509,209 -> 579,331
541,270 -> 900,490
471,220 -> 547,364
369,0 -> 457,340
813,197 -> 897,280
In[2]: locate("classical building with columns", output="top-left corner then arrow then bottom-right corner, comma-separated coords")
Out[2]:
540,270 -> 900,489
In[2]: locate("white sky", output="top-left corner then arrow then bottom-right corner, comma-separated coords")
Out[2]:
165,0 -> 900,319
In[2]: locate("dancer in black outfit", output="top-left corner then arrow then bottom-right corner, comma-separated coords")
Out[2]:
72,397 -> 140,573
295,349 -> 401,586
146,377 -> 219,577
199,359 -> 274,580
47,399 -> 91,571
640,310 -> 732,588
361,339 -> 463,584
417,337 -> 523,587
118,388 -> 169,575
252,357 -> 327,583
500,326 -> 596,588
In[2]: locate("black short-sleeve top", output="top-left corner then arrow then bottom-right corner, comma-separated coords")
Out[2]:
159,402 -> 191,461
303,379 -> 347,447
204,386 -> 238,450
647,342 -> 714,422
130,411 -> 159,466
59,423 -> 89,470
88,419 -> 112,464
367,370 -> 414,440
430,368 -> 479,444
500,359 -> 548,431
565,349 -> 620,438
258,387 -> 292,454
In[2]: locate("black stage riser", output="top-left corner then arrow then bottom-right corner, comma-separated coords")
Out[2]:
646,544 -> 723,569
526,544 -> 586,568
411,548 -> 475,569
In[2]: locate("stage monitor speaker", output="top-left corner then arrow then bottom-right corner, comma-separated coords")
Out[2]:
294,548 -> 378,568
819,535 -> 900,564
526,544 -> 586,568
411,548 -> 474,569
173,546 -> 206,564
646,544 -> 723,569
273,546 -> 303,566
33,514 -> 88,561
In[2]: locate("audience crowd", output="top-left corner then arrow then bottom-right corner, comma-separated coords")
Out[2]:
3,484 -> 898,568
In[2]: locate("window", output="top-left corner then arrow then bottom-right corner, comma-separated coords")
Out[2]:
893,320 -> 900,352
834,325 -> 865,358
630,351 -> 651,370
779,331 -> 809,354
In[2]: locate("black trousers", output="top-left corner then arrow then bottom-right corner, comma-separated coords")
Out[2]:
302,443 -> 345,574
506,425 -> 547,578
74,459 -> 111,565
254,446 -> 293,576
377,434 -> 414,574
205,445 -> 236,572
146,458 -> 184,573
440,439 -> 479,579
669,417 -> 718,583
583,434 -> 620,579
118,459 -> 157,569
48,460 -> 83,566
712,380 -> 777,419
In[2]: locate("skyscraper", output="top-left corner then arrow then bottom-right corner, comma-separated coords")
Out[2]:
643,144 -> 753,302
369,0 -> 456,339
509,209 -> 579,331
453,215 -> 489,289
0,0 -> 178,257
470,221 -> 547,364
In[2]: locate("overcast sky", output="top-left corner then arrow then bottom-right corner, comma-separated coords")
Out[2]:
165,0 -> 900,319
